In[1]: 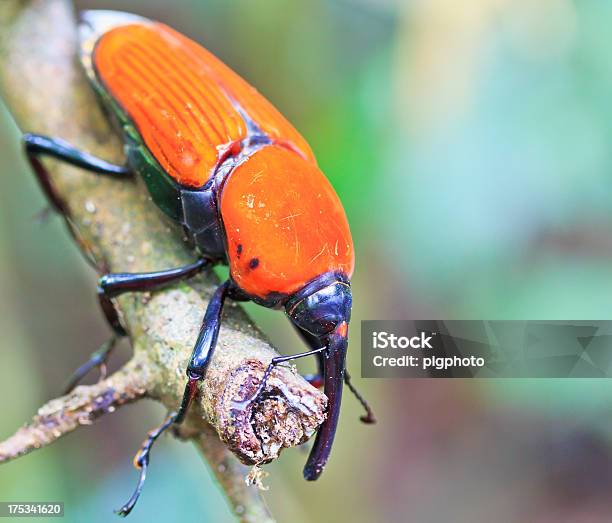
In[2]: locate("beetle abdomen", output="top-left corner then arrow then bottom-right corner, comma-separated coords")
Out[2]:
91,20 -> 314,189
220,145 -> 354,300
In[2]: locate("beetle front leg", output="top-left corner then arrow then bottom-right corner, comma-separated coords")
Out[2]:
174,280 -> 231,423
234,346 -> 328,411
117,280 -> 230,516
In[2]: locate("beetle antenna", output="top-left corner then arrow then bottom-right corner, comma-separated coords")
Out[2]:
115,413 -> 176,517
344,370 -> 376,424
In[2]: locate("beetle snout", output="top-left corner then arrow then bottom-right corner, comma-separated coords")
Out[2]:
286,281 -> 352,337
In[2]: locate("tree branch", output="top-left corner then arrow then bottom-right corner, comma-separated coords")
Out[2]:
0,1 -> 326,520
0,356 -> 149,463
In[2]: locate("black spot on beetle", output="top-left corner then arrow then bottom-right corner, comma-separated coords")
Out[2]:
249,258 -> 260,270
236,244 -> 243,258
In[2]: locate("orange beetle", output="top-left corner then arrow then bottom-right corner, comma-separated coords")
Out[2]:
23,10 -> 373,516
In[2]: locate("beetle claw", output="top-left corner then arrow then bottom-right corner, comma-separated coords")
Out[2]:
116,413 -> 176,517
359,413 -> 377,424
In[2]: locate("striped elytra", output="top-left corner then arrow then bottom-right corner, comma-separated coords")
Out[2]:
93,22 -> 315,188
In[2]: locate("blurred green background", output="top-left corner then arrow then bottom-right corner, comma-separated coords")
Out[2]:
3,0 -> 612,521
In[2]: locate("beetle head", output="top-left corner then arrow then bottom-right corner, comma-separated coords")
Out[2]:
286,281 -> 352,337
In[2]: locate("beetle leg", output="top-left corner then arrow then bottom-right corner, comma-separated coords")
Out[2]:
65,257 -> 213,395
23,134 -> 132,268
63,336 -> 119,394
233,346 -> 328,411
23,133 -> 131,216
98,289 -> 128,337
115,413 -> 176,517
96,258 -> 213,335
344,370 -> 376,424
24,137 -> 70,216
174,280 -> 231,423
23,133 -> 130,179
98,259 -> 212,298
294,324 -> 375,424
115,281 -> 230,515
